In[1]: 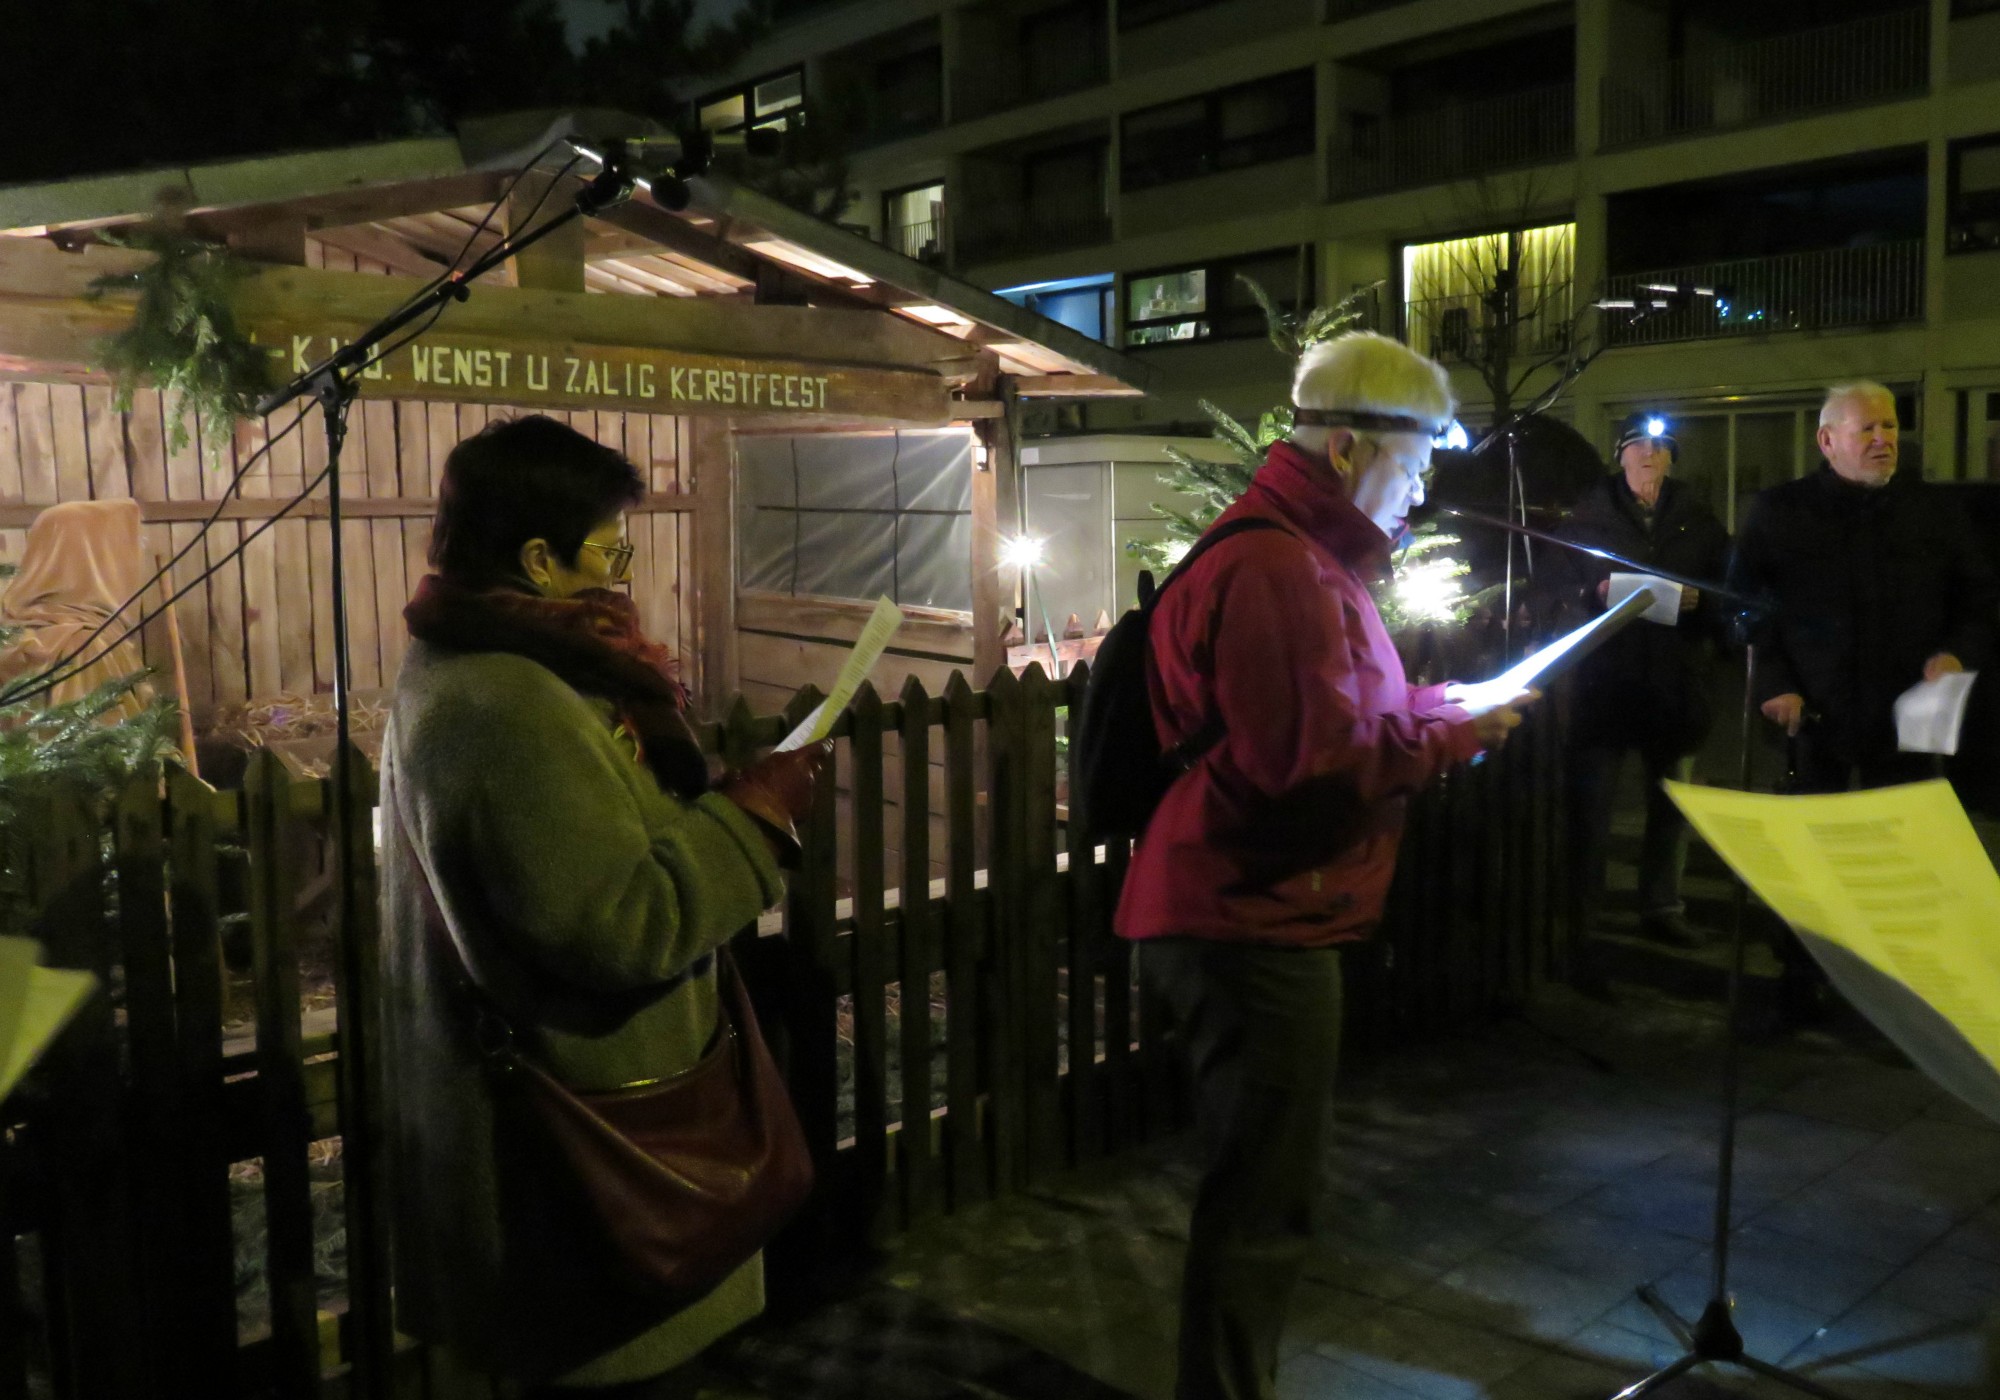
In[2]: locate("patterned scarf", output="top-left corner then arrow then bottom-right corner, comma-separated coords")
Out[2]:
404,575 -> 709,799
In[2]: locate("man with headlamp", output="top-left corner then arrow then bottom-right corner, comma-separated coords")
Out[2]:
1116,332 -> 1534,1400
1551,413 -> 1730,949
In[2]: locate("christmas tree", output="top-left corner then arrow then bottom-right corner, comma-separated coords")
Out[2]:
1127,278 -> 1488,633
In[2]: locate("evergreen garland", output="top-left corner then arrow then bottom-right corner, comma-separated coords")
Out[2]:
1126,275 -> 1489,633
87,224 -> 269,459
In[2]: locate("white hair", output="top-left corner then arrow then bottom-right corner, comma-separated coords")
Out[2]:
1819,380 -> 1895,430
1289,331 -> 1455,457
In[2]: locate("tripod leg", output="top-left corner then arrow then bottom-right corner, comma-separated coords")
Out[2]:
1735,1354 -> 1853,1400
1609,1353 -> 1702,1399
1636,1285 -> 1696,1349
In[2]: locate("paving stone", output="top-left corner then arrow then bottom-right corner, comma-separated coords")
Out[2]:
1276,1352 -> 1426,1399
1497,1209 -> 1707,1292
1479,1345 -> 1646,1400
1938,1204 -> 2000,1265
1576,1164 -> 1786,1243
1875,1243 -> 2000,1324
1781,1295 -> 1987,1395
1675,1227 -> 1902,1318
1302,1231 -> 1450,1304
1407,1246 -> 1637,1342
1302,1299 -> 1548,1399
1763,1065 -> 1941,1135
1744,1183 -> 1958,1267
1279,1279 -> 1388,1361
1606,1270 -> 1831,1365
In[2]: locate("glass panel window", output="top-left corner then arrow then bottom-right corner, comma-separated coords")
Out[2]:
1949,135 -> 2000,254
698,94 -> 745,132
1125,248 -> 1306,348
754,70 -> 804,117
737,429 -> 976,611
696,68 -> 803,136
1121,69 -> 1315,191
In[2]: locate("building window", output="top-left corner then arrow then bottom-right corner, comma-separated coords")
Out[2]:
738,429 -> 975,611
1124,247 -> 1309,347
696,67 -> 805,135
1400,223 -> 1576,365
1120,69 -> 1316,192
998,273 -> 1116,344
1118,0 -> 1223,28
883,182 -> 946,262
1021,1 -> 1107,100
1949,135 -> 2000,254
871,46 -> 943,139
1953,0 -> 2000,16
1024,140 -> 1109,239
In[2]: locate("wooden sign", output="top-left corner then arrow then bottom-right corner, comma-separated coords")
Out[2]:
249,322 -> 953,424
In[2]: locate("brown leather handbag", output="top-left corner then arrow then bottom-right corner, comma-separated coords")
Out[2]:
394,802 -> 815,1305
498,949 -> 815,1305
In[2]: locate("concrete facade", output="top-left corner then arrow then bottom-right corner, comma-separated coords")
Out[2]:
710,0 -> 2000,515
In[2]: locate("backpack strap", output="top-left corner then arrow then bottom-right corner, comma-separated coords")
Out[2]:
1145,515 -> 1290,772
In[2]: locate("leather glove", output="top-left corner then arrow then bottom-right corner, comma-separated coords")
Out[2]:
718,741 -> 832,866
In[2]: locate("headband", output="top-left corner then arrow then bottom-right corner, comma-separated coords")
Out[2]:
1292,406 -> 1443,435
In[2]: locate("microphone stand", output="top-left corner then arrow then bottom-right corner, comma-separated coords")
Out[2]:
1444,507 -> 1846,1400
253,146 -> 638,1400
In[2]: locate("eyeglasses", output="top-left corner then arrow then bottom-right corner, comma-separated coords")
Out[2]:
580,539 -> 634,581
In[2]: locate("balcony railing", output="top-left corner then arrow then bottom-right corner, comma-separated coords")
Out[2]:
1333,84 -> 1575,198
956,205 -> 1112,266
1401,283 -> 1576,368
883,217 -> 946,265
1328,0 -> 1413,17
1599,7 -> 1929,148
1601,242 -> 1924,347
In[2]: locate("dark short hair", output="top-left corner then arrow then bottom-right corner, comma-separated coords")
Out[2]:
429,416 -> 645,586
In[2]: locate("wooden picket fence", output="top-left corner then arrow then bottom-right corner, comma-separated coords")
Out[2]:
0,663 -> 1570,1400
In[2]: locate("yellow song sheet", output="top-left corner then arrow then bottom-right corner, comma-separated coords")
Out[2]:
0,936 -> 96,1104
1666,780 -> 2000,1117
775,596 -> 903,751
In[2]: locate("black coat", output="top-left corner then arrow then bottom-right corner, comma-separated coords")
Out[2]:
1549,474 -> 1731,754
1726,466 -> 1999,764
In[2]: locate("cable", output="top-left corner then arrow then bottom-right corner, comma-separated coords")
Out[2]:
0,320 -> 434,709
3,156 -> 589,710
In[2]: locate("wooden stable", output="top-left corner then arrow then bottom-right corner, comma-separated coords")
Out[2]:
0,112 -> 1157,744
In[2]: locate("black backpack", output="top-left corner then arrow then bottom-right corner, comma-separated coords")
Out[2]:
1071,517 -> 1284,836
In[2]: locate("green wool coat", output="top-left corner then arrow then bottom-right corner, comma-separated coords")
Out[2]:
379,639 -> 785,1385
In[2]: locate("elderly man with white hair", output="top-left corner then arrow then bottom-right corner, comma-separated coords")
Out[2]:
1728,380 -> 1997,794
1115,331 -> 1533,1400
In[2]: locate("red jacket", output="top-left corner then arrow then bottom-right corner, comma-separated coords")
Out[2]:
1114,442 -> 1483,947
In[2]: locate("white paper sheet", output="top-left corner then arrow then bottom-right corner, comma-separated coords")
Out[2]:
1895,671 -> 1978,756
0,936 -> 97,1104
1665,780 -> 2000,1123
775,596 -> 904,751
1607,572 -> 1682,626
1485,590 -> 1654,697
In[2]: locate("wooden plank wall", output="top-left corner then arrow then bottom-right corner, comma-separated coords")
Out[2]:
738,593 -> 975,888
0,380 -> 696,723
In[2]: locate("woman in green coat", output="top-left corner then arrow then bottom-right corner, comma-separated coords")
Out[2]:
379,415 -> 823,1395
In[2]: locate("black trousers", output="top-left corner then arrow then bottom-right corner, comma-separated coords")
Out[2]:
1141,938 -> 1344,1400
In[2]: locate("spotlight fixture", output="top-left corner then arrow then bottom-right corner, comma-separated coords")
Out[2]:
999,535 -> 1046,570
1646,416 -> 1668,437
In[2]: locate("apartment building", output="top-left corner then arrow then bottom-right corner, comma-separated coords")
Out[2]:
699,0 -> 2000,621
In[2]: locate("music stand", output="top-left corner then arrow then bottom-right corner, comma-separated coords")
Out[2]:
1441,505 -> 1851,1400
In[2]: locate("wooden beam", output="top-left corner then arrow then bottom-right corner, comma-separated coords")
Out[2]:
691,417 -> 738,715
1010,373 -> 1142,398
591,200 -> 762,285
507,171 -> 585,294
0,491 -> 698,528
738,591 -> 973,662
307,224 -> 442,280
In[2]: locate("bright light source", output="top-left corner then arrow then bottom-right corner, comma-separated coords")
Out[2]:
1000,535 -> 1046,569
1646,416 -> 1668,437
1594,297 -> 1638,310
898,303 -> 972,327
1641,282 -> 1678,294
742,237 -> 875,285
1393,557 -> 1468,626
1433,420 -> 1471,452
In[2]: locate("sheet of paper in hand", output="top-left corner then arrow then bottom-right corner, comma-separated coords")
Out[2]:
1483,589 -> 1654,697
1896,671 -> 1978,755
1,936 -> 97,1104
775,596 -> 904,752
1607,572 -> 1682,626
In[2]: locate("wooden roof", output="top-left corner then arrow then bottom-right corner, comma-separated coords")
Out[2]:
0,111 -> 1157,401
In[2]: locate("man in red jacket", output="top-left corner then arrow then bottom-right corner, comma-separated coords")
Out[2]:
1117,332 -> 1533,1400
